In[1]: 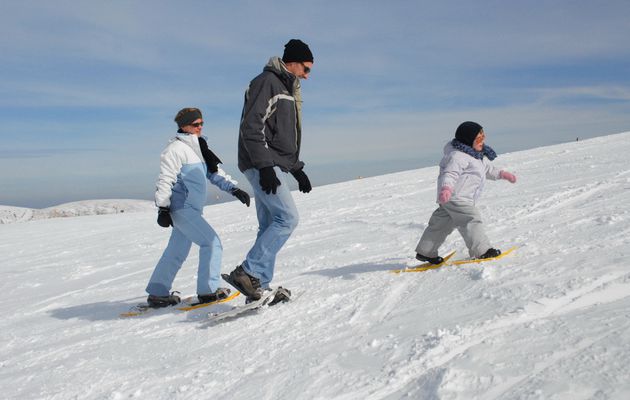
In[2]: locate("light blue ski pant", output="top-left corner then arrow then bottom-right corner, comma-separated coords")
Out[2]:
241,167 -> 299,288
146,206 -> 223,296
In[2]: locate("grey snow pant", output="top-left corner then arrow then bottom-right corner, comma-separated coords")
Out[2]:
415,200 -> 491,259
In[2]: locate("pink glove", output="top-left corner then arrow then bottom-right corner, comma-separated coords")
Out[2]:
500,170 -> 517,183
438,186 -> 453,204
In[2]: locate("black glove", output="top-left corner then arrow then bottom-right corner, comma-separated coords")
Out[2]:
157,207 -> 172,228
231,188 -> 251,207
291,168 -> 312,193
259,166 -> 281,194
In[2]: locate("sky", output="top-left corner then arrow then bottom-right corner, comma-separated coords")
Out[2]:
1,0 -> 630,208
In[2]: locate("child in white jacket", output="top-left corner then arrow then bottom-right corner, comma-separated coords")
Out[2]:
415,121 -> 517,264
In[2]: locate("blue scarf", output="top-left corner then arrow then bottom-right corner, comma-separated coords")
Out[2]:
451,139 -> 497,161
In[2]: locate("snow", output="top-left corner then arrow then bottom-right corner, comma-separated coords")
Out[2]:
0,199 -> 155,224
1,133 -> 630,400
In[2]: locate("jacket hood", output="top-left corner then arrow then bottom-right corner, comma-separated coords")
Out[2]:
264,56 -> 297,92
443,141 -> 455,156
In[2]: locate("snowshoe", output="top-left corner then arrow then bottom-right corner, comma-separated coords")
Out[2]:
415,253 -> 444,265
147,291 -> 181,308
268,287 -> 291,306
244,288 -> 274,304
197,287 -> 231,304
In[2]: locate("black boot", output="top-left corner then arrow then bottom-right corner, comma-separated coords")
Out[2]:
479,248 -> 501,259
197,287 -> 231,304
224,265 -> 263,301
147,291 -> 181,308
416,253 -> 444,265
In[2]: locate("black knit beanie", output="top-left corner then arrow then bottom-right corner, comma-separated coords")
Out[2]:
282,39 -> 314,63
455,121 -> 483,147
174,107 -> 202,128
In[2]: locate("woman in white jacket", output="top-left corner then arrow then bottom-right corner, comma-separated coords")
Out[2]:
145,108 -> 251,308
415,121 -> 517,263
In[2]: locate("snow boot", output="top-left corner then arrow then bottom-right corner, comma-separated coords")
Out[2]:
415,253 -> 444,265
244,287 -> 273,304
225,265 -> 263,301
197,287 -> 231,304
268,287 -> 291,306
147,291 -> 181,308
479,248 -> 501,259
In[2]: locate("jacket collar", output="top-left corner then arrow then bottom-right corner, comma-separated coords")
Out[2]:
264,56 -> 298,93
173,132 -> 204,161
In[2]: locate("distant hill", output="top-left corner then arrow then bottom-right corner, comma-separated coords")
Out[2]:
0,199 -> 155,224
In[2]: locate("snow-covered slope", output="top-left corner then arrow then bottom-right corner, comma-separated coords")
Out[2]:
1,133 -> 629,400
0,199 -> 155,224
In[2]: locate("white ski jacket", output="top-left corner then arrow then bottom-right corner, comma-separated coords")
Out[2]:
437,141 -> 502,204
155,133 -> 238,211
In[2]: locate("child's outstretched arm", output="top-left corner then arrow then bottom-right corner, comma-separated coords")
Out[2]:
499,170 -> 517,183
484,161 -> 515,183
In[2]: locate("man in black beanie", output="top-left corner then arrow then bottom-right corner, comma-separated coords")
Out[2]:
224,39 -> 315,304
282,39 -> 314,65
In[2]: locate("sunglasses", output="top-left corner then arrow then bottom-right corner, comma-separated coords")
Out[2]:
301,63 -> 311,74
190,122 -> 204,127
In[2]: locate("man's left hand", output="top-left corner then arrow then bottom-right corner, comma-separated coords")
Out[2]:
291,169 -> 312,193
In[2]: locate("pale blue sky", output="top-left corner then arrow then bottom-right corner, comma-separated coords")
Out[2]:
1,1 -> 630,208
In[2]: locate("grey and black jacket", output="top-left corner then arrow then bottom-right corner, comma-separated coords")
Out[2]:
238,57 -> 305,173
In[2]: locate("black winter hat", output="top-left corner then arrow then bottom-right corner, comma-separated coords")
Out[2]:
174,107 -> 202,127
282,39 -> 314,63
455,121 -> 483,147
